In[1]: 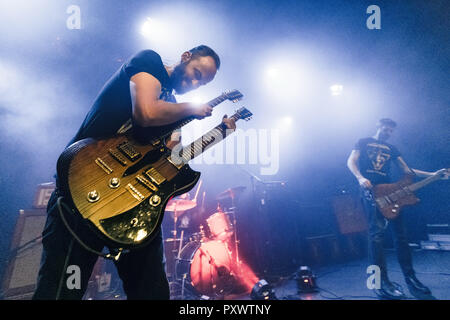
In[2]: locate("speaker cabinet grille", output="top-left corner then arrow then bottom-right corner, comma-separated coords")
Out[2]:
2,209 -> 46,299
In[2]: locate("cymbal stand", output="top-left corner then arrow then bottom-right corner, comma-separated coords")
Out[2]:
229,195 -> 242,276
172,204 -> 179,257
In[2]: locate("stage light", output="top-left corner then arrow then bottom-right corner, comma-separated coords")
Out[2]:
250,279 -> 277,300
295,266 -> 317,293
188,95 -> 206,105
281,116 -> 293,127
264,63 -> 305,101
266,67 -> 281,79
275,117 -> 293,134
140,18 -> 153,36
140,17 -> 173,44
330,84 -> 343,96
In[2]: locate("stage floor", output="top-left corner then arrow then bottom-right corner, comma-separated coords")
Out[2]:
219,249 -> 450,301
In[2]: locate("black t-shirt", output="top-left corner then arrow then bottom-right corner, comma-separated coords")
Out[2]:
68,50 -> 176,146
354,137 -> 401,185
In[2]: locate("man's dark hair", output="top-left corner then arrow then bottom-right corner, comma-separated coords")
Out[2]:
377,118 -> 397,128
189,45 -> 221,70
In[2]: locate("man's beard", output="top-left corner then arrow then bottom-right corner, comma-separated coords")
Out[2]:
170,62 -> 188,94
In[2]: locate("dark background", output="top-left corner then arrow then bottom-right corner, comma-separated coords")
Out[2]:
0,0 -> 449,281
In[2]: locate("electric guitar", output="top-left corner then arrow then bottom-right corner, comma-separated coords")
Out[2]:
373,168 -> 449,219
57,101 -> 252,248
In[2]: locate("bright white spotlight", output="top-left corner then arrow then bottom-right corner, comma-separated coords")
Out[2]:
190,95 -> 206,104
140,18 -> 153,37
330,84 -> 343,96
140,18 -> 172,44
276,116 -> 293,132
266,67 -> 281,79
282,116 -> 293,126
263,61 -> 309,103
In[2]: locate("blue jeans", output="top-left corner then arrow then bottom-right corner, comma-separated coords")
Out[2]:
32,191 -> 169,300
361,188 -> 415,282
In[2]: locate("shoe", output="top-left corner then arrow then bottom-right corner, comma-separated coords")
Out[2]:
405,274 -> 431,297
375,280 -> 406,300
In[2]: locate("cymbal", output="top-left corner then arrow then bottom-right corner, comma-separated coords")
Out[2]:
216,186 -> 246,200
165,199 -> 197,213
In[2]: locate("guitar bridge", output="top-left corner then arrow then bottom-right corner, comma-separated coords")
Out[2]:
125,183 -> 145,201
95,158 -> 113,174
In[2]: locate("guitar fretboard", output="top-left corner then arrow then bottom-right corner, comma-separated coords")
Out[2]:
408,173 -> 443,192
155,94 -> 229,142
178,113 -> 240,163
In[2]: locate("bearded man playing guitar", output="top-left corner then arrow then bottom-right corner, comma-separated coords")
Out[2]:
33,45 -> 237,300
347,118 -> 448,300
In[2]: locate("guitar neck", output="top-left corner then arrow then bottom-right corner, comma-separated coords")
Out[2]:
177,113 -> 240,163
155,94 -> 229,142
408,173 -> 442,192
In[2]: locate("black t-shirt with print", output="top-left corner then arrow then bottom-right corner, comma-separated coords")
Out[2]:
354,137 -> 401,185
68,49 -> 176,146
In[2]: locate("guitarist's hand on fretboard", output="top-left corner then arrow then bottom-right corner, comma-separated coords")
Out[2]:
435,168 -> 449,180
222,114 -> 236,131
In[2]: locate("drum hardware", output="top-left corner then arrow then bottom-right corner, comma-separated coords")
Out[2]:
175,239 -> 238,297
167,184 -> 259,299
215,186 -> 246,277
181,273 -> 187,300
206,207 -> 234,241
165,182 -> 204,294
215,186 -> 246,201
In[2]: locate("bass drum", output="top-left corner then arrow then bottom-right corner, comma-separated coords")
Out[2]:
175,240 -> 238,296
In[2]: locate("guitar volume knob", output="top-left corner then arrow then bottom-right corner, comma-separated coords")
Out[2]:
149,195 -> 161,206
109,177 -> 120,188
87,190 -> 100,203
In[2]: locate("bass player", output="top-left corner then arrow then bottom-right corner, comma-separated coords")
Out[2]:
347,118 -> 448,299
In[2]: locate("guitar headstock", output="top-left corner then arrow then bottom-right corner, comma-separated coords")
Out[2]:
223,89 -> 244,103
234,107 -> 253,121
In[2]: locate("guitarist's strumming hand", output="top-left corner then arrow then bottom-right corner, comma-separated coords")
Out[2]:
358,176 -> 373,189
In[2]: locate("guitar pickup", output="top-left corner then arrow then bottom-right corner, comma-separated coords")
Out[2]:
144,167 -> 166,185
136,175 -> 158,191
167,155 -> 184,169
117,141 -> 141,162
109,148 -> 128,166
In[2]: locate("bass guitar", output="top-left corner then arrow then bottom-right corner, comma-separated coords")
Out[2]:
373,169 -> 448,219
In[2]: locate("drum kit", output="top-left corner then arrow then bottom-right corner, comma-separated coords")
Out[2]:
164,183 -> 248,299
